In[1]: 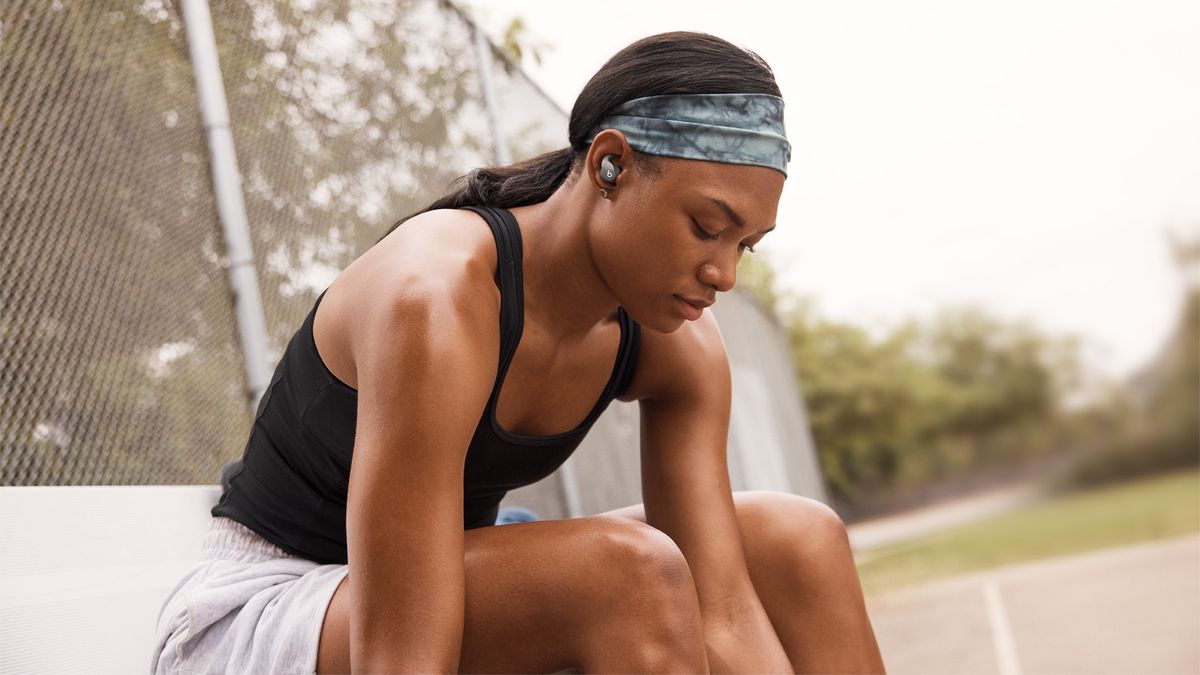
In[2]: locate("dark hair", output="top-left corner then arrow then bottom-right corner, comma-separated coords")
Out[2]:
379,31 -> 781,240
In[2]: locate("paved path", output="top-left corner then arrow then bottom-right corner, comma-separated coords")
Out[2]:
865,535 -> 1200,674
846,482 -> 1047,552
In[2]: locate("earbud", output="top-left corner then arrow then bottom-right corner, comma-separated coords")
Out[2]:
599,154 -> 621,185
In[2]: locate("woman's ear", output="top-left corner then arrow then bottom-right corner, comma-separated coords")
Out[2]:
586,130 -> 632,194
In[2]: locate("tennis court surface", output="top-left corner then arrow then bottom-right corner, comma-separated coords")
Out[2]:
866,534 -> 1200,674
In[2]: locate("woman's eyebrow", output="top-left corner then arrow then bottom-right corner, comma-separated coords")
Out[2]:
707,196 -> 776,235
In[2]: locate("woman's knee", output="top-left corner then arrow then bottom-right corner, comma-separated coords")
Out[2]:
571,516 -> 707,669
586,516 -> 697,591
738,490 -> 852,563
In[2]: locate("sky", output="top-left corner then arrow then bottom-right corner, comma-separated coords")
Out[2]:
466,0 -> 1200,380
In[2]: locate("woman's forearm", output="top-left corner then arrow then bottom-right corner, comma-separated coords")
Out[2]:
349,545 -> 466,673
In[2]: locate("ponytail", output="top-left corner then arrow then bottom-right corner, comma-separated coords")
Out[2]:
377,147 -> 576,242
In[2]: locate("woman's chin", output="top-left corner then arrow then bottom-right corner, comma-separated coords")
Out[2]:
641,313 -> 689,335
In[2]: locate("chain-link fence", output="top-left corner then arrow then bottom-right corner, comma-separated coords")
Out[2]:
2,1 -> 248,485
2,0 -> 825,506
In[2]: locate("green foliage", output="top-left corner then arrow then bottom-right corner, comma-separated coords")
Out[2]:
1063,290 -> 1200,487
782,300 -> 1081,513
742,238 -> 1197,515
717,254 -> 1099,515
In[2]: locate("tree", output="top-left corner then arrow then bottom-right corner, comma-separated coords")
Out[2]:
781,297 -> 1079,511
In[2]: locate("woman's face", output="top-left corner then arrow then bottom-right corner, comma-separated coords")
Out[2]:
589,153 -> 785,333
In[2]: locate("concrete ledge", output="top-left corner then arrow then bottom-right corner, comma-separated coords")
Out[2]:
0,486 -> 220,674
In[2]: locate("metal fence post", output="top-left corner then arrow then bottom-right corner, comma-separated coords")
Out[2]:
472,24 -> 512,166
181,0 -> 272,414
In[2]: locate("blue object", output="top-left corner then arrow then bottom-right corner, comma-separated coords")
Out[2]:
495,506 -> 540,525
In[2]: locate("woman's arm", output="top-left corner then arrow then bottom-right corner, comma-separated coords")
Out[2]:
344,258 -> 500,673
632,311 -> 794,673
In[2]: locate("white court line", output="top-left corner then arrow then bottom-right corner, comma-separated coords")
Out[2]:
983,579 -> 1023,675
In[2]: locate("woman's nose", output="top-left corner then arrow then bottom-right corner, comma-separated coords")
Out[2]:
698,258 -> 736,293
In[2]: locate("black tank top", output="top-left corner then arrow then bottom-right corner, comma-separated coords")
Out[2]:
212,206 -> 642,564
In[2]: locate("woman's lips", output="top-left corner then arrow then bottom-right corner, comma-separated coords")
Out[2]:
673,295 -> 706,321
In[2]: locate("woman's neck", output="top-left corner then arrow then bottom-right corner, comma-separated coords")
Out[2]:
509,183 -> 620,341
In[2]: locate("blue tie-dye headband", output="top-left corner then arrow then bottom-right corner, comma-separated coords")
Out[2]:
584,93 -> 792,177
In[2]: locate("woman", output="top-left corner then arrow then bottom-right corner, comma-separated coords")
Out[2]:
152,31 -> 884,674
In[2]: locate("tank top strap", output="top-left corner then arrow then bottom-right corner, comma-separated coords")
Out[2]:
463,205 -> 641,406
462,206 -> 525,400
613,306 -> 642,399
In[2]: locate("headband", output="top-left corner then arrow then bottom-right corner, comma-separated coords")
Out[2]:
584,93 -> 792,176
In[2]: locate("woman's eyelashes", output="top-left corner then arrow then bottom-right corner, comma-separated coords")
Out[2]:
691,217 -> 757,254
691,217 -> 719,241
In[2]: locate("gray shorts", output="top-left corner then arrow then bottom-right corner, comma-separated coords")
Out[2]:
150,516 -> 349,675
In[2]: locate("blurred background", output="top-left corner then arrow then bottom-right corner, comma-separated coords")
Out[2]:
1,1 -> 1197,673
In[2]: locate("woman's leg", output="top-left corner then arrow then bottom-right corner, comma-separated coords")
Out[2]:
317,515 -> 710,674
601,490 -> 886,674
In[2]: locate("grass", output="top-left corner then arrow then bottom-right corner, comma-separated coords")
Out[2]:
854,467 -> 1200,595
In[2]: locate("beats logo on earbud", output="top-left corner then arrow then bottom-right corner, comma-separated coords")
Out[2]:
600,154 -> 621,185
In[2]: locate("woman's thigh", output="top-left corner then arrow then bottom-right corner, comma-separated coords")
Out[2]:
316,515 -> 708,674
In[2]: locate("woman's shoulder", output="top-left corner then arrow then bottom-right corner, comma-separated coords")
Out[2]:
337,208 -> 500,308
312,208 -> 504,389
379,207 -> 499,280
